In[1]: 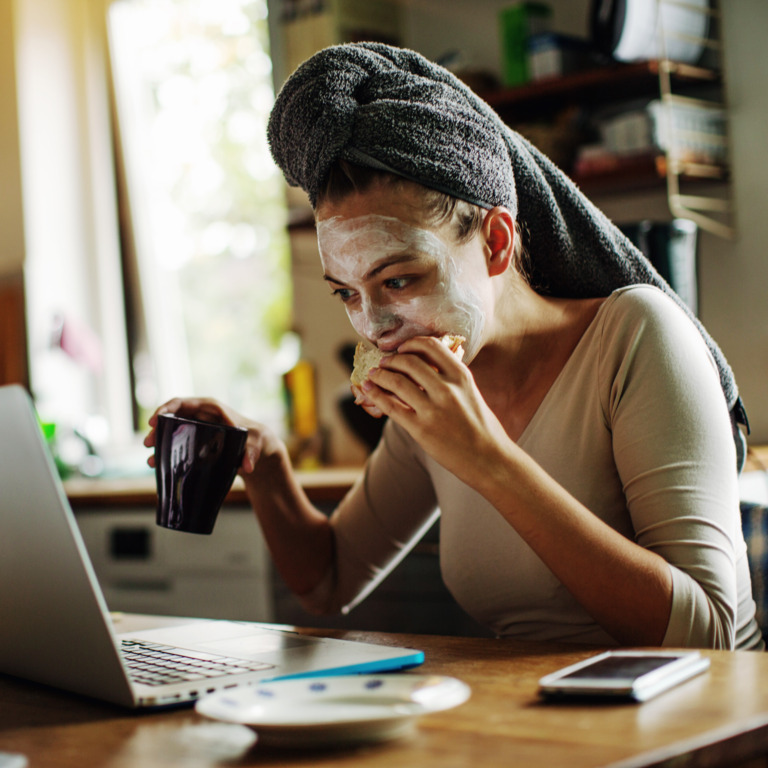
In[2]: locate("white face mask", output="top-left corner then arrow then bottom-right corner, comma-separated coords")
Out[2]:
317,214 -> 485,360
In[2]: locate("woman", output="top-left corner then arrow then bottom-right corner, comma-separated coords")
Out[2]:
145,43 -> 762,649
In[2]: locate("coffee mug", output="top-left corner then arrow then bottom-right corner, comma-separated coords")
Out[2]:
154,413 -> 248,534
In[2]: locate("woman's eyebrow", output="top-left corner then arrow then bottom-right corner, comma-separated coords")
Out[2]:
323,254 -> 420,286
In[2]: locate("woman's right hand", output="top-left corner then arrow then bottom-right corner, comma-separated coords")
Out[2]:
143,397 -> 282,475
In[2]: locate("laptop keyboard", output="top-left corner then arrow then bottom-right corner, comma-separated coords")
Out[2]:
120,639 -> 275,687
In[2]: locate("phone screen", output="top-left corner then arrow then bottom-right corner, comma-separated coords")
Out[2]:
559,654 -> 677,681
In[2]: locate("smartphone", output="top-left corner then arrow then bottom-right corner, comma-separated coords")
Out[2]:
538,650 -> 710,702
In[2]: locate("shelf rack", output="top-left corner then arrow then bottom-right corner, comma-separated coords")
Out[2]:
481,61 -> 725,195
656,0 -> 735,239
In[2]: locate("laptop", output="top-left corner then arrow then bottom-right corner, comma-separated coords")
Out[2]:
0,384 -> 424,708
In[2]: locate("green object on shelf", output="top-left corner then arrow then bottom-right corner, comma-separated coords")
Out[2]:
499,2 -> 552,87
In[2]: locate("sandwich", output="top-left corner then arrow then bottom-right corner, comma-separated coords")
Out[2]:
350,334 -> 465,388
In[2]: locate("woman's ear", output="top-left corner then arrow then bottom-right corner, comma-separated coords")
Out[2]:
483,207 -> 516,277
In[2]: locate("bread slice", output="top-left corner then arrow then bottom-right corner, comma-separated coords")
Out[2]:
350,334 -> 465,388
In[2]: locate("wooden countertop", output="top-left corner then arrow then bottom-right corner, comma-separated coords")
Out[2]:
65,467 -> 362,508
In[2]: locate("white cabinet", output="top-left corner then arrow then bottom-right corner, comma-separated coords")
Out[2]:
74,506 -> 273,622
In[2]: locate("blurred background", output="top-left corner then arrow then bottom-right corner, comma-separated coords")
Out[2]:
1,0 -> 766,475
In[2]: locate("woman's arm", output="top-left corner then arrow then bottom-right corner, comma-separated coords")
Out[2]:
478,442 -> 674,646
605,290 -> 739,648
144,398 -> 333,596
241,440 -> 335,597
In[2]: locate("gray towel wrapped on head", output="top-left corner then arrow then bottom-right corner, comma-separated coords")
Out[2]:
268,42 -> 747,449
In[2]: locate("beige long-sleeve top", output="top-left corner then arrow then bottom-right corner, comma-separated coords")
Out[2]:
302,286 -> 763,649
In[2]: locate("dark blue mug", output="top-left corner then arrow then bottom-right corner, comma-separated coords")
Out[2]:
154,413 -> 247,534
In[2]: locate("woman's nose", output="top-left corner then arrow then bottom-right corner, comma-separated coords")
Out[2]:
355,298 -> 401,341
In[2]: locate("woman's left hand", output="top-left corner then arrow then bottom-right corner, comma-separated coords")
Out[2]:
350,383 -> 385,419
362,336 -> 511,484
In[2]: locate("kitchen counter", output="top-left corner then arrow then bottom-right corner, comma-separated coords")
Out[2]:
64,466 -> 362,509
65,443 -> 768,509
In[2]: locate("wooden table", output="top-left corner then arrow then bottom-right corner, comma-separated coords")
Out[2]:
2,616 -> 768,768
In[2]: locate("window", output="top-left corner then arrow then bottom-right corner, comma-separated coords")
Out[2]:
108,0 -> 292,433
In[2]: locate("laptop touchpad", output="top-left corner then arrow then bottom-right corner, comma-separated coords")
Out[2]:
199,632 -> 312,658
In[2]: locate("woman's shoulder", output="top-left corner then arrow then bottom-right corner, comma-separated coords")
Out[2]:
604,284 -> 688,316
596,284 -> 712,366
598,285 -> 698,338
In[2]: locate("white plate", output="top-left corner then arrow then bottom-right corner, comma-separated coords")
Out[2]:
195,674 -> 471,748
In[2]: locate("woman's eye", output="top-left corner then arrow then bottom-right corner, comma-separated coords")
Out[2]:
384,277 -> 410,290
331,288 -> 355,302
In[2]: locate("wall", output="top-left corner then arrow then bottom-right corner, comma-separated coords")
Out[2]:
400,0 -> 590,73
703,0 -> 768,444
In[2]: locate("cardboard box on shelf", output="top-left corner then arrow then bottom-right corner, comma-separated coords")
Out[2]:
528,33 -> 594,81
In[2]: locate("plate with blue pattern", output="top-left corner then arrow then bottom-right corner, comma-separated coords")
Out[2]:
195,674 -> 471,747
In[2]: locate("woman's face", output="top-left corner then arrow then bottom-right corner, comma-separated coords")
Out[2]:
315,181 -> 491,361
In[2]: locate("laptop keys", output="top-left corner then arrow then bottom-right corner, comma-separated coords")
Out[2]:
120,640 -> 274,686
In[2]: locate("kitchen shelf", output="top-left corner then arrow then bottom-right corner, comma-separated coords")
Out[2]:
573,152 -> 728,197
480,60 -> 727,198
573,152 -> 665,196
479,60 -> 719,124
